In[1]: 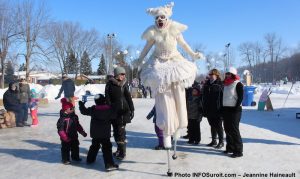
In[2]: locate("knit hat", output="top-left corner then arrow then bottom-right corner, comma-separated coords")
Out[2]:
30,89 -> 38,98
114,67 -> 126,76
94,94 -> 106,105
226,67 -> 238,75
192,86 -> 201,95
147,2 -> 174,18
61,98 -> 74,111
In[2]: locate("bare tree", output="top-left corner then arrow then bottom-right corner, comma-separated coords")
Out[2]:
0,1 -> 20,88
204,53 -> 214,71
44,21 -> 82,76
74,28 -> 101,77
264,33 -> 286,81
44,21 -> 67,74
45,21 -> 102,78
17,0 -> 49,79
238,42 -> 254,71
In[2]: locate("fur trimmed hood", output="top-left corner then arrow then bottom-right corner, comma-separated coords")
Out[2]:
109,77 -> 127,87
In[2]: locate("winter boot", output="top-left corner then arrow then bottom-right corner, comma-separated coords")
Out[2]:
105,163 -> 119,171
62,160 -> 71,165
154,145 -> 165,150
113,144 -> 121,157
215,141 -> 224,149
115,143 -> 126,160
230,152 -> 243,158
182,134 -> 189,139
206,139 -> 217,147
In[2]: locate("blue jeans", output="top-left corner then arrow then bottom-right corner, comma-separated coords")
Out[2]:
12,110 -> 23,124
21,103 -> 29,122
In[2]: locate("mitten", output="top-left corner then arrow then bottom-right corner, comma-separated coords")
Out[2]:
58,131 -> 70,142
78,101 -> 85,106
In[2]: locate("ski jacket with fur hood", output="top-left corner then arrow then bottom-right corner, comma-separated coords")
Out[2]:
105,78 -> 134,124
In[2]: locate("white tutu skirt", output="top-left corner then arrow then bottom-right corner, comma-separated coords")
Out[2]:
140,55 -> 197,96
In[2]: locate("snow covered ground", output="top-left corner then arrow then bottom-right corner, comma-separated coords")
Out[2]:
0,83 -> 300,178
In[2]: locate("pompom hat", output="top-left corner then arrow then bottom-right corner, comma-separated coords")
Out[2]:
61,98 -> 74,111
227,67 -> 238,75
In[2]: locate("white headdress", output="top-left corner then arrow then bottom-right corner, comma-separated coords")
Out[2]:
147,2 -> 174,18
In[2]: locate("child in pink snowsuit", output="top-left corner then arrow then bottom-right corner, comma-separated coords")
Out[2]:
30,89 -> 39,127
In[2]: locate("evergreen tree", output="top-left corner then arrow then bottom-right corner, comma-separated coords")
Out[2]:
80,51 -> 92,75
97,54 -> 106,75
5,61 -> 15,84
18,63 -> 26,71
65,49 -> 77,74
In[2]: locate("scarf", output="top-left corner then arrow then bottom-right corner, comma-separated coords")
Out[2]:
224,75 -> 240,86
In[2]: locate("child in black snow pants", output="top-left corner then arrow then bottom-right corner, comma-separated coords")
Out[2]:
186,87 -> 203,145
79,94 -> 119,171
57,98 -> 87,165
147,106 -> 164,150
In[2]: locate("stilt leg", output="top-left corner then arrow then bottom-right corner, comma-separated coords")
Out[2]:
167,149 -> 173,177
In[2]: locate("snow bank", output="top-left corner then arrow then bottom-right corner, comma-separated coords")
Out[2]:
0,84 -> 106,100
254,82 -> 300,95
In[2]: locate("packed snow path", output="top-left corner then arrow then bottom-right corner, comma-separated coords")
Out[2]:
0,96 -> 300,179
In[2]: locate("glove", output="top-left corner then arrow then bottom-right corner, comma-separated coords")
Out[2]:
55,96 -> 60,100
193,52 -> 205,61
58,131 -> 70,142
78,101 -> 85,106
130,111 -> 134,120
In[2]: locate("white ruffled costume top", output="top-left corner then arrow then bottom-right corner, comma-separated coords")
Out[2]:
140,20 -> 198,96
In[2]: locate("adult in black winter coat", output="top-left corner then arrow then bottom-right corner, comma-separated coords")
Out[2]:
55,75 -> 76,102
3,82 -> 24,127
222,67 -> 244,158
78,94 -> 118,170
203,69 -> 224,149
105,67 -> 134,160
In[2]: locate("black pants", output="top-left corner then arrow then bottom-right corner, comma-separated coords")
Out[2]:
223,108 -> 243,154
112,123 -> 127,156
11,110 -> 23,124
87,138 -> 114,166
61,139 -> 79,161
188,118 -> 201,143
207,116 -> 224,142
112,123 -> 126,143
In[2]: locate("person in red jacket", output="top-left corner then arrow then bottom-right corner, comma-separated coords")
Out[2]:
57,98 -> 87,165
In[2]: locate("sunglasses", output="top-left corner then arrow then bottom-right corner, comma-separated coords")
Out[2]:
120,73 -> 126,76
208,73 -> 213,76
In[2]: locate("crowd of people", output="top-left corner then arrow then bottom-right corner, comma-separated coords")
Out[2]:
1,66 -> 244,173
181,67 -> 244,158
56,66 -> 243,173
3,77 -> 39,127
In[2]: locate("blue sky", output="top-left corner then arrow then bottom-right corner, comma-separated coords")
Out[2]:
46,0 -> 300,71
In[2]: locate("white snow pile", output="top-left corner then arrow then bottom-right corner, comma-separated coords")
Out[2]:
0,84 -> 106,100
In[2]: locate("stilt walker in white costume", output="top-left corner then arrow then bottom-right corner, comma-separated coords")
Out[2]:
138,2 -> 204,176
